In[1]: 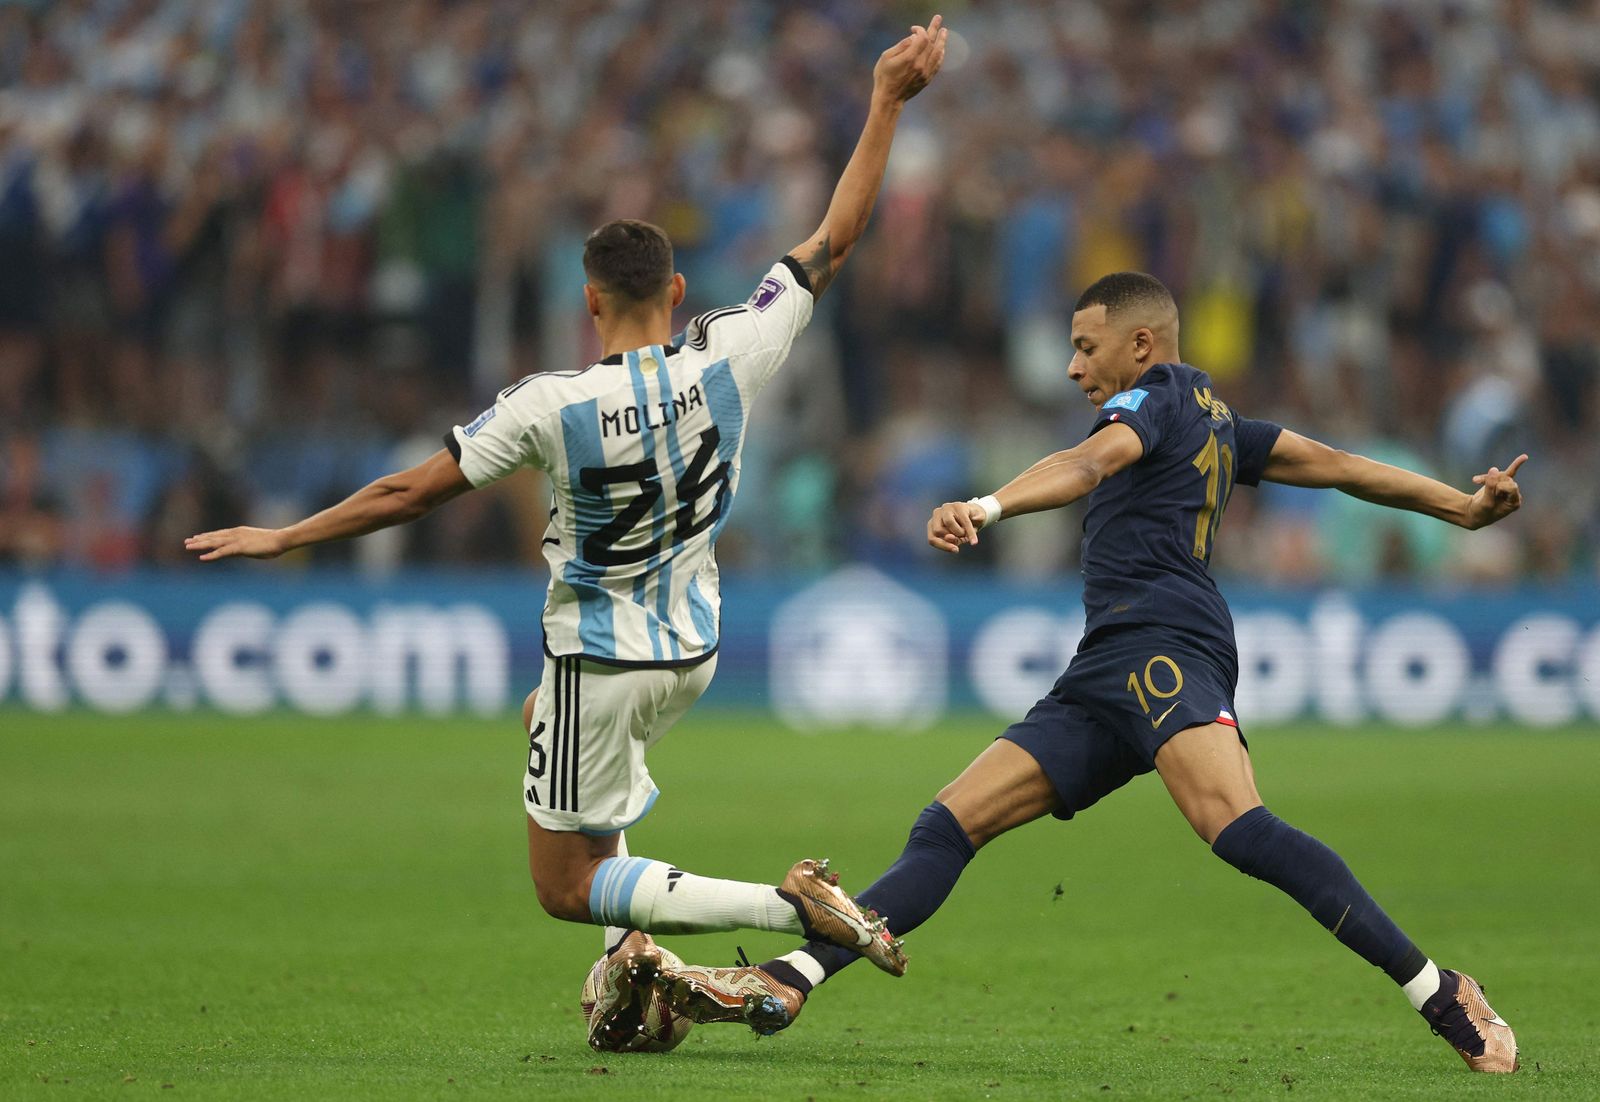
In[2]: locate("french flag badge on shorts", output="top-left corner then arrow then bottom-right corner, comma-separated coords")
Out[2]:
1216,710 -> 1238,728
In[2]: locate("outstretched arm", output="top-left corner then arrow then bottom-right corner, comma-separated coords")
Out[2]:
927,423 -> 1145,553
788,14 -> 948,300
1260,429 -> 1527,530
185,449 -> 473,560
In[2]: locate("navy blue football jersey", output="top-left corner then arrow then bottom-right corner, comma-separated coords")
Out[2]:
1080,362 -> 1282,660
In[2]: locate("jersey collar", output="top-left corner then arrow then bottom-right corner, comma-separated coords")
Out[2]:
599,345 -> 682,366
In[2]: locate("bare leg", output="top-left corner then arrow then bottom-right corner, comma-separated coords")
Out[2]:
1151,722 -> 1261,843
526,813 -> 623,921
936,738 -> 1062,848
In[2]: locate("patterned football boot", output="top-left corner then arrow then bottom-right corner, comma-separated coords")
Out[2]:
584,931 -> 667,1052
663,962 -> 806,1036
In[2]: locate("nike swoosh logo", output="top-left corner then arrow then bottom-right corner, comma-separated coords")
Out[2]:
1151,700 -> 1182,728
807,896 -> 872,946
1487,1015 -> 1509,1027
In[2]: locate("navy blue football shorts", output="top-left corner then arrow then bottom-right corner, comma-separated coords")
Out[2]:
999,625 -> 1245,821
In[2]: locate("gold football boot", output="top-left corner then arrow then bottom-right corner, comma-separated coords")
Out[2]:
664,962 -> 806,1036
583,931 -> 667,1052
778,858 -> 908,976
1423,970 -> 1519,1073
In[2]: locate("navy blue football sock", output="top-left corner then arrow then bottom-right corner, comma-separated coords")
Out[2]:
764,802 -> 976,991
1212,805 -> 1428,985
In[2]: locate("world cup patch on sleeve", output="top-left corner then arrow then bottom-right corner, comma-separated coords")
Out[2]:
463,406 -> 496,437
1103,388 -> 1149,412
748,276 -> 786,312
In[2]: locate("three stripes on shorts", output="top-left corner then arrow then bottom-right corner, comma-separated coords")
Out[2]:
528,657 -> 582,812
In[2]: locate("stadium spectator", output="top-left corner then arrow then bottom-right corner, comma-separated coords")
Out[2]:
0,0 -> 1595,582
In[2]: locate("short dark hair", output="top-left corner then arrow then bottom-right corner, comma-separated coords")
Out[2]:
1073,271 -> 1177,319
582,219 -> 674,302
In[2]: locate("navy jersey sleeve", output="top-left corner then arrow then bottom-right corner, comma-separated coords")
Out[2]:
1234,416 -> 1285,486
1090,364 -> 1180,456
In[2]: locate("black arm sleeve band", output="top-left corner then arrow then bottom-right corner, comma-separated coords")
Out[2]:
780,254 -> 814,296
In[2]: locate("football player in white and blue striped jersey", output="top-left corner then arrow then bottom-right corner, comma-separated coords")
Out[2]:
187,14 -> 950,1049
451,231 -> 810,674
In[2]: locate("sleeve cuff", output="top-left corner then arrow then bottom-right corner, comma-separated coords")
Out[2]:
779,254 -> 814,297
443,429 -> 462,463
1236,424 -> 1284,486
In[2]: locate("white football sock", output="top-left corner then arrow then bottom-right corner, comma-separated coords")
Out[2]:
1402,958 -> 1442,1011
602,834 -> 632,954
589,857 -> 803,936
777,949 -> 828,988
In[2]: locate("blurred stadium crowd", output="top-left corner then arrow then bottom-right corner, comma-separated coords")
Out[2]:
0,0 -> 1596,583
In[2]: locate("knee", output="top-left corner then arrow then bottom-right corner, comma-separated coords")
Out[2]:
1191,816 -> 1225,846
935,739 -> 1059,849
1189,802 -> 1254,846
1207,805 -> 1275,870
531,871 -> 593,922
932,786 -> 994,850
1181,793 -> 1263,846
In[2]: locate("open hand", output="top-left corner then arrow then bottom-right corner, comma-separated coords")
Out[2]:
1464,454 -> 1528,530
927,500 -> 985,553
873,14 -> 949,103
185,526 -> 288,561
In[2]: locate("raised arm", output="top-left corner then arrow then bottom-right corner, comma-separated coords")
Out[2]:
1260,428 -> 1528,530
788,14 -> 948,300
927,423 -> 1145,552
185,449 -> 473,561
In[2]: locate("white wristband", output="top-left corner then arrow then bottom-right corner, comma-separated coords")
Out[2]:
968,495 -> 1003,529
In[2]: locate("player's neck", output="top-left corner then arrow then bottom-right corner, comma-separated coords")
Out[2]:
597,314 -> 674,359
1125,349 -> 1179,389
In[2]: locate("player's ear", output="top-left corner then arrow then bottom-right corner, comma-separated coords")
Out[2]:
1132,326 -> 1154,363
583,283 -> 602,319
668,273 -> 686,309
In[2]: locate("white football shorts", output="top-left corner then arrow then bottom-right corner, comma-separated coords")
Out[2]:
522,653 -> 717,835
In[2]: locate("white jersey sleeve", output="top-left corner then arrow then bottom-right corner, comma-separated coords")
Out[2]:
446,378 -> 556,487
677,257 -> 815,400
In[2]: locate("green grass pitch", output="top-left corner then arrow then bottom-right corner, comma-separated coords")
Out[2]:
3,710 -> 1598,1099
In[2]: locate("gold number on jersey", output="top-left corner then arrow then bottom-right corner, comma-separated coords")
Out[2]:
1189,431 -> 1235,560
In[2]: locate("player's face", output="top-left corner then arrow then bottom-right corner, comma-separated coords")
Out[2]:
1068,306 -> 1135,407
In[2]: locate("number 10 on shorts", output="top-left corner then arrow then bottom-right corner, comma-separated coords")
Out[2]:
1126,655 -> 1184,718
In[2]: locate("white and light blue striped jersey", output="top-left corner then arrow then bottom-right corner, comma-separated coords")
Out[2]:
446,258 -> 814,667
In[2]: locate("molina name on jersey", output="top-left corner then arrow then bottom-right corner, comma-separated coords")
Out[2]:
1081,362 -> 1283,665
445,258 -> 815,667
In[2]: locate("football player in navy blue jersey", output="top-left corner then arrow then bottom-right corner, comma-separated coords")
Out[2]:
660,272 -> 1528,1074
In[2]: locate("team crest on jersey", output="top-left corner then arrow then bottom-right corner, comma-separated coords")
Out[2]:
748,276 -> 786,312
1103,388 -> 1149,412
464,406 -> 496,437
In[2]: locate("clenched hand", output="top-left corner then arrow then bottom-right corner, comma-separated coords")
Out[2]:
927,500 -> 987,553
